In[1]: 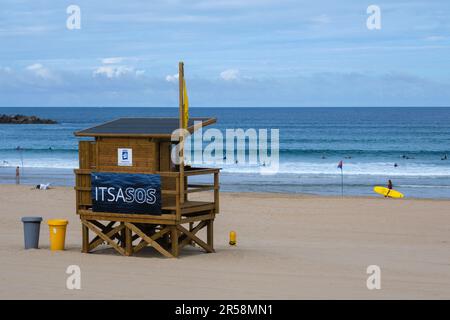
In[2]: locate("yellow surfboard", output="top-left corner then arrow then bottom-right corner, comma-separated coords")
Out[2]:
373,186 -> 404,198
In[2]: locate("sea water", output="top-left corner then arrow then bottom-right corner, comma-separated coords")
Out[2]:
0,107 -> 449,199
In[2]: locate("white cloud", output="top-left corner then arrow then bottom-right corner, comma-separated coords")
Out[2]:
93,66 -> 117,78
93,65 -> 136,78
220,69 -> 240,81
26,63 -> 43,71
101,57 -> 125,64
26,63 -> 53,79
94,57 -> 144,78
135,70 -> 145,76
165,73 -> 179,82
2,67 -> 450,107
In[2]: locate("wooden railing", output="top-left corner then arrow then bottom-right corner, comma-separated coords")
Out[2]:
74,167 -> 219,222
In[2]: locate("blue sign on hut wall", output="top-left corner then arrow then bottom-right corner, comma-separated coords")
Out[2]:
91,172 -> 162,215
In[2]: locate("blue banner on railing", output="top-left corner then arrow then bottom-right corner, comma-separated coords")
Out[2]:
91,172 -> 161,215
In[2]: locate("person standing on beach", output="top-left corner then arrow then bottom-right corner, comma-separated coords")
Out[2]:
383,179 -> 394,198
15,166 -> 20,184
387,179 -> 393,190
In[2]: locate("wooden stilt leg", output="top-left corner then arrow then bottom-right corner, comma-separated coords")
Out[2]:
82,223 -> 89,253
171,226 -> 179,258
120,222 -> 126,249
163,232 -> 170,249
125,226 -> 132,256
207,219 -> 214,251
189,222 -> 195,246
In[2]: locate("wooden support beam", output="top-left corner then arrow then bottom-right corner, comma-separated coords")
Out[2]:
120,222 -> 126,248
90,220 -> 109,230
175,178 -> 181,221
180,213 -> 215,224
132,226 -> 171,254
179,220 -> 207,249
82,223 -> 89,253
80,212 -> 177,225
183,168 -> 220,176
180,203 -> 215,215
207,219 -> 214,250
125,223 -> 174,258
214,172 -> 220,213
89,221 -> 117,248
125,226 -> 133,256
177,224 -> 214,253
185,184 -> 216,194
82,219 -> 126,256
189,222 -> 194,246
79,210 -> 176,222
171,226 -> 179,258
179,61 -> 185,206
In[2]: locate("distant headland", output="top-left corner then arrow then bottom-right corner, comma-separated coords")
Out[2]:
0,114 -> 57,124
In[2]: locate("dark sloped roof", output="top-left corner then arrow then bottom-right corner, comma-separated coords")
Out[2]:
74,117 -> 216,137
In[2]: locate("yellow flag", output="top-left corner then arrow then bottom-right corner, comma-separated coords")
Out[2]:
183,78 -> 189,128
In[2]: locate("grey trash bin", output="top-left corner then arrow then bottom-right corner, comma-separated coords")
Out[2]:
21,217 -> 43,249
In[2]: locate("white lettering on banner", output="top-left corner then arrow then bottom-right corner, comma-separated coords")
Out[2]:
94,187 -> 157,204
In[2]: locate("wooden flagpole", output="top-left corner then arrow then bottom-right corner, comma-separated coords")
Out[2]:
178,62 -> 185,205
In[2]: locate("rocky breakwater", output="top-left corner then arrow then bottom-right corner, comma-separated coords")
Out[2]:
0,114 -> 57,124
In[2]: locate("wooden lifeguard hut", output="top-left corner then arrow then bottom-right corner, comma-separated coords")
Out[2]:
74,62 -> 220,258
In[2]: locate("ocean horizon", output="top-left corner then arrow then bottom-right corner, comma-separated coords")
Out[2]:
1,106 -> 449,199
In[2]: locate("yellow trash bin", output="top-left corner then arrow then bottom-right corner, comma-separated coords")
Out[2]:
47,219 -> 68,251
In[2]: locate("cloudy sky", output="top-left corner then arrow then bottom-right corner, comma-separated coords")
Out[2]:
0,0 -> 449,107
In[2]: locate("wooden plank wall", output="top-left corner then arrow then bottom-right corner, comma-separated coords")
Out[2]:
79,140 -> 96,169
77,140 -> 95,210
76,138 -> 178,212
96,137 -> 159,172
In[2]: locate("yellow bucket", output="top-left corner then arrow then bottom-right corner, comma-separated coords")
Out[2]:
47,219 -> 68,251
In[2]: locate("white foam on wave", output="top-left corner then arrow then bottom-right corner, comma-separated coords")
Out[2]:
0,159 -> 78,169
1,156 -> 449,177
201,161 -> 450,177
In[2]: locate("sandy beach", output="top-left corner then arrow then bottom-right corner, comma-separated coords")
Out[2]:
1,184 -> 449,299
